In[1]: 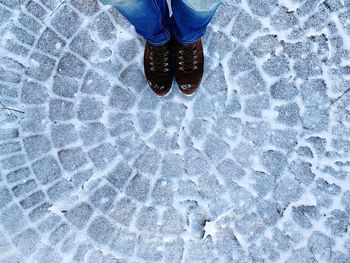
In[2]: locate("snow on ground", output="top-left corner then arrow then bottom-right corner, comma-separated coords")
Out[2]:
0,0 -> 350,262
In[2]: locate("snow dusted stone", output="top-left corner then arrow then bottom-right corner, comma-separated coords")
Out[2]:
271,7 -> 298,30
252,171 -> 275,196
217,159 -> 245,186
77,97 -> 104,121
90,12 -> 116,41
203,65 -> 227,94
34,246 -> 61,263
228,46 -> 255,75
57,52 -> 86,78
270,129 -> 297,151
214,116 -> 241,140
109,85 -> 136,110
198,173 -> 223,199
263,54 -> 290,76
291,205 -> 313,229
32,155 -> 62,185
126,173 -> 150,202
152,178 -> 174,205
51,5 -> 83,39
300,79 -> 330,107
294,53 -> 322,79
0,141 -> 21,156
58,148 -> 88,171
274,177 -> 304,205
302,106 -> 329,132
23,134 -> 51,160
107,161 -> 132,189
0,186 -> 12,207
52,75 -> 79,98
13,228 -> 39,255
51,123 -> 79,148
135,206 -> 158,231
69,31 -> 98,59
12,180 -> 37,198
286,247 -> 317,263
161,207 -> 185,234
79,122 -> 107,146
289,160 -> 315,185
161,153 -> 183,178
161,101 -> 187,128
26,52 -> 55,81
37,28 -> 66,57
275,102 -> 300,126
118,39 -> 139,62
47,179 -> 73,201
304,4 -> 330,30
211,2 -> 240,26
9,26 -> 35,46
242,121 -> 271,146
65,202 -> 93,229
7,167 -> 31,184
137,234 -> 164,261
282,40 -> 311,59
149,128 -> 179,150
25,0 -> 47,20
0,6 -> 11,24
109,197 -> 136,226
88,143 -> 117,169
137,111 -> 156,134
87,216 -> 115,244
307,231 -> 335,259
134,147 -> 160,175
192,94 -> 214,117
270,78 -> 298,100
110,228 -> 137,256
82,70 -> 110,96
1,154 -> 26,170
208,31 -> 234,59
204,134 -> 230,162
249,34 -> 280,57
49,99 -> 74,121
120,64 -> 146,91
19,190 -> 45,209
18,13 -> 42,33
325,210 -> 349,236
261,150 -> 288,176
231,10 -> 261,41
237,69 -> 266,94
70,0 -> 100,16
248,0 -> 277,16
244,94 -> 269,117
90,184 -> 117,212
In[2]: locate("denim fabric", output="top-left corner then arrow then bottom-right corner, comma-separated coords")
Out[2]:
100,0 -> 221,45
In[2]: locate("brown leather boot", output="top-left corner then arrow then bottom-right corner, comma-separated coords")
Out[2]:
144,41 -> 173,96
174,39 -> 204,96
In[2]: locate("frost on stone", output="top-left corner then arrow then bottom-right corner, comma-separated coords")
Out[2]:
1,0 -> 350,261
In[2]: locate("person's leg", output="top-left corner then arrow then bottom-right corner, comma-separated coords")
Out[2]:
170,0 -> 222,95
171,0 -> 222,45
100,0 -> 174,96
100,0 -> 170,46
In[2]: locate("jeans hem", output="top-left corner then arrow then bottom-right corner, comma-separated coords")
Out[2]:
147,36 -> 171,46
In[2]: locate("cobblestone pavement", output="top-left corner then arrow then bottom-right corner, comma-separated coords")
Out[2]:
1,0 -> 350,262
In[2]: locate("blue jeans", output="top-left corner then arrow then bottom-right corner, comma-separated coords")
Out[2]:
100,0 -> 222,45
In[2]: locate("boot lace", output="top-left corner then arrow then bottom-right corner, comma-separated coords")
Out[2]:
177,43 -> 199,72
149,45 -> 170,73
